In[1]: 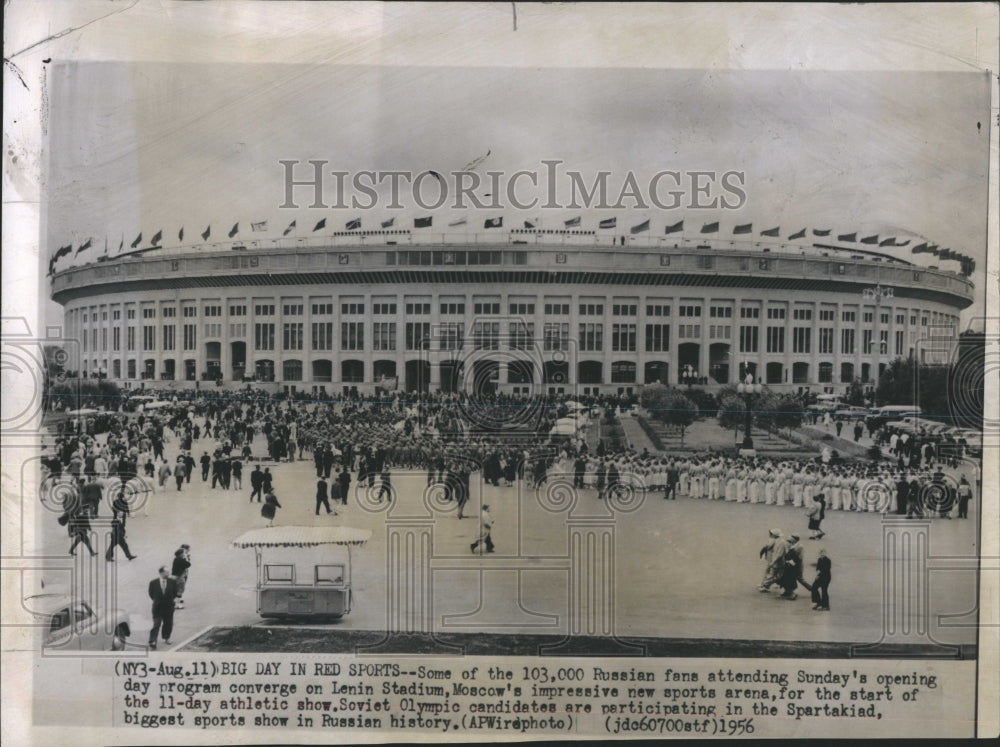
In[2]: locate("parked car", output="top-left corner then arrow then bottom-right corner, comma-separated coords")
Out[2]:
951,428 -> 983,457
25,593 -> 130,652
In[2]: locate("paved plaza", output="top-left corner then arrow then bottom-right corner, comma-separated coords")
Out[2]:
34,428 -> 980,655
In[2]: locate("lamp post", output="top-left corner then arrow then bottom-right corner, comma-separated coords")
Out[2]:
737,371 -> 763,451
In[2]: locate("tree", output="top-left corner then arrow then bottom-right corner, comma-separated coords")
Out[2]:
641,384 -> 697,446
716,391 -> 746,433
766,393 -> 805,434
874,357 -> 955,421
844,378 -> 866,407
875,357 -> 915,407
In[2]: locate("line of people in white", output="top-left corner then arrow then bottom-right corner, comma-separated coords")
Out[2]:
552,453 -> 916,513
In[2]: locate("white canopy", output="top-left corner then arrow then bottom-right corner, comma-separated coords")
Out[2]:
550,422 -> 579,436
233,526 -> 372,549
66,408 -> 99,415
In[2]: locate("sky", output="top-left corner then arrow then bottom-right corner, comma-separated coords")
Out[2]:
45,63 -> 990,263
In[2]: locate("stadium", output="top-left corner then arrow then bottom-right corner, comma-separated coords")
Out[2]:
50,228 -> 974,398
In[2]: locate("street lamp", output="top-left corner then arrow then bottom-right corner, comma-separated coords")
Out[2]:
736,370 -> 763,451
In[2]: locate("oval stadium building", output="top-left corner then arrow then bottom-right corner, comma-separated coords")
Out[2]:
51,233 -> 974,398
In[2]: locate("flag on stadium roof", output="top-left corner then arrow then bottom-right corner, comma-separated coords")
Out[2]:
130,233 -> 142,249
927,245 -> 940,256
564,216 -> 581,227
448,216 -> 467,227
484,217 -> 503,229
599,217 -> 617,229
201,225 -> 211,241
911,243 -> 928,253
733,223 -> 752,234
630,219 -> 650,234
837,232 -> 856,242
178,227 -> 184,241
118,237 -> 124,252
664,220 -> 683,234
75,238 -> 92,255
381,217 -> 395,229
346,218 -> 361,230
151,230 -> 163,246
788,228 -> 806,240
813,228 -> 831,236
701,221 -> 719,233
761,226 -> 780,237
252,221 -> 268,232
313,218 -> 326,232
414,216 -> 433,228
860,235 -> 879,244
228,223 -> 239,238
283,220 -> 296,236
524,219 -> 536,229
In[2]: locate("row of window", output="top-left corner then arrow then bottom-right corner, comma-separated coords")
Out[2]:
79,319 -> 919,359
78,357 -> 890,388
74,303 -> 956,329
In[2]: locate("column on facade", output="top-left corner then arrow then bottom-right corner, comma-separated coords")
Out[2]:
698,301 -> 710,386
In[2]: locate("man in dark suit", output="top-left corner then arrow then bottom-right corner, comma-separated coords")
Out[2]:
148,566 -> 177,648
105,516 -> 137,561
249,465 -> 264,502
337,467 -> 351,506
665,462 -> 680,500
316,477 -> 332,515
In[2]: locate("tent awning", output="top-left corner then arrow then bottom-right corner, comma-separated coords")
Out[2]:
233,526 -> 372,549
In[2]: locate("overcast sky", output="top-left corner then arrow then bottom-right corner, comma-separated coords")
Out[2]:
46,63 -> 989,260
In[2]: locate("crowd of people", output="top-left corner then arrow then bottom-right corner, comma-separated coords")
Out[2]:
42,387 -> 978,541
39,386 -> 977,639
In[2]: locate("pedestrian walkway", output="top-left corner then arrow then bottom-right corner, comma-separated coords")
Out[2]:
619,413 -> 660,453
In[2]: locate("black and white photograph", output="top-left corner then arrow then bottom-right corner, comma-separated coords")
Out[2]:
2,2 -> 997,743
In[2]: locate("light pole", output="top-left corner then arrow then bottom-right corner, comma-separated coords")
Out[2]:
737,370 -> 763,451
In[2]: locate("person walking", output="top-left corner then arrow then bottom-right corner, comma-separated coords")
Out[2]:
779,535 -> 805,600
249,465 -> 264,502
337,467 -> 351,506
810,549 -> 832,611
956,476 -> 973,519
67,506 -> 97,557
174,456 -> 187,491
104,516 -> 137,561
147,566 -> 177,649
315,477 -> 333,515
330,477 -> 342,508
471,503 -> 495,554
456,469 -> 470,519
184,452 -> 195,484
171,546 -> 191,610
157,458 -> 172,492
261,489 -> 282,527
758,528 -> 786,592
376,468 -> 392,503
231,458 -> 243,490
807,493 -> 826,539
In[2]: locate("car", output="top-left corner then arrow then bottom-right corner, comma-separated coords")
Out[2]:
951,429 -> 983,457
24,593 -> 131,652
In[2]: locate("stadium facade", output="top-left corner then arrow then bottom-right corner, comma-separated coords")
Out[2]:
50,233 -> 973,397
